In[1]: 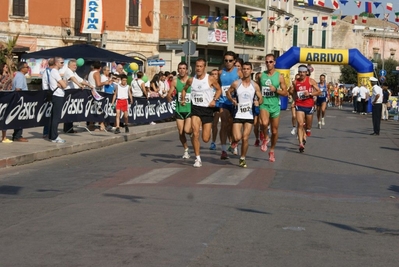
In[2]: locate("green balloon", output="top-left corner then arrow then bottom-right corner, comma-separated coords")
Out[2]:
76,58 -> 84,67
142,74 -> 148,83
127,75 -> 133,85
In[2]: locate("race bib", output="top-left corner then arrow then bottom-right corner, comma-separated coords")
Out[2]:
222,86 -> 230,96
320,91 -> 327,98
192,92 -> 204,105
178,92 -> 191,103
297,91 -> 309,100
237,102 -> 251,114
262,86 -> 275,97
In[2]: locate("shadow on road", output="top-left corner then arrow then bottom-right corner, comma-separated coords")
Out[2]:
103,193 -> 145,203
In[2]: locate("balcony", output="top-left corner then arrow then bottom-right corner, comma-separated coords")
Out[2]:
235,31 -> 265,48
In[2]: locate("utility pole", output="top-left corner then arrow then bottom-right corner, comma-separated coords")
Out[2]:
187,0 -> 191,73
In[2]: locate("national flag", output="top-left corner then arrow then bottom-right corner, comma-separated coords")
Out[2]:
386,3 -> 393,11
331,15 -> 338,26
331,0 -> 339,9
362,15 -> 368,23
365,2 -> 372,13
355,1 -> 361,8
352,15 -> 358,24
395,12 -> 399,22
317,0 -> 325,6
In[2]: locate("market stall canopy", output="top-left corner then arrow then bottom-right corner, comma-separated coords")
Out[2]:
21,44 -> 141,64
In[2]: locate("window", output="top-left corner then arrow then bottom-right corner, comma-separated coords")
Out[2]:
308,27 -> 313,47
293,25 -> 298,46
13,0 -> 25,17
129,0 -> 139,26
322,29 -> 326,49
74,0 -> 88,37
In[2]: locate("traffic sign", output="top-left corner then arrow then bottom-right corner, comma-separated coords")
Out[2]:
148,60 -> 165,66
183,40 -> 196,56
380,76 -> 386,82
379,69 -> 387,76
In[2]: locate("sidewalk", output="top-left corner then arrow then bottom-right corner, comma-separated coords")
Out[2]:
0,122 -> 177,169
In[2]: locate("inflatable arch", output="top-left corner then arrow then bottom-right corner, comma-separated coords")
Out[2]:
275,46 -> 374,89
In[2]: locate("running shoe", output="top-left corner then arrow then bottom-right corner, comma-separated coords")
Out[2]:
299,144 -> 305,153
268,151 -> 275,162
318,122 -> 321,129
1,138 -> 13,143
239,158 -> 247,168
260,139 -> 269,152
233,146 -> 238,155
306,129 -> 311,137
182,150 -> 190,159
114,127 -> 121,134
220,151 -> 229,160
51,136 -> 66,143
260,131 -> 265,141
209,142 -> 216,150
303,139 -> 307,145
321,117 -> 325,125
125,126 -> 129,133
193,159 -> 202,167
291,127 -> 296,135
254,139 -> 260,147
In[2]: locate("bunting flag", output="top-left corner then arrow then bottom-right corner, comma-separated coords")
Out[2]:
339,0 -> 348,5
386,3 -> 393,11
306,0 -> 314,6
396,12 -> 399,22
384,13 -> 390,21
355,1 -> 361,8
317,0 -> 325,6
374,13 -> 380,18
365,2 -> 372,13
362,15 -> 368,23
322,16 -> 328,21
373,2 -> 381,9
340,15 -> 347,19
191,15 -> 198,24
331,15 -> 338,26
80,0 -> 104,34
298,0 -> 305,6
313,17 -> 318,24
331,0 -> 339,9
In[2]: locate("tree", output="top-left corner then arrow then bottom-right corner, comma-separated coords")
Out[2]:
0,33 -> 19,77
359,12 -> 376,18
339,65 -> 357,84
375,58 -> 398,88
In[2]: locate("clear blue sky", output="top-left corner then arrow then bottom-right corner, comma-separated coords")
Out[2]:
320,0 -> 397,22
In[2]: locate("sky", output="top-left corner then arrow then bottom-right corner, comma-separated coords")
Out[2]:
320,0 -> 397,22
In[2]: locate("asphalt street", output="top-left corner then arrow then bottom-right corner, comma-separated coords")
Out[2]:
0,105 -> 398,267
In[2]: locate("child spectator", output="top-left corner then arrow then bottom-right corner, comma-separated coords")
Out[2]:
111,74 -> 133,134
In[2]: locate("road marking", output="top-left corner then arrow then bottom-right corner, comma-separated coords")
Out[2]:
121,168 -> 185,184
197,168 -> 254,185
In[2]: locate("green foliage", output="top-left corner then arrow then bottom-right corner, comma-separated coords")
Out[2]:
339,65 -> 357,84
374,58 -> 399,88
359,12 -> 375,18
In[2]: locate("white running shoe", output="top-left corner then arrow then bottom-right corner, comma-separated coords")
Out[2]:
318,122 -> 321,129
182,151 -> 190,159
291,127 -> 296,135
193,159 -> 202,167
321,118 -> 325,125
51,136 -> 66,143
233,146 -> 238,155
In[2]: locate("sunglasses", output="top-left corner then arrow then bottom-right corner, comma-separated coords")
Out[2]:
266,61 -> 274,64
224,59 -> 234,63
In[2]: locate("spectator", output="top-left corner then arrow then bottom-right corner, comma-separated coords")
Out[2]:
111,74 -> 133,134
358,83 -> 369,115
0,62 -> 13,143
149,74 -> 160,98
101,66 -> 113,94
41,57 -> 55,138
158,72 -> 168,98
11,61 -> 30,142
381,83 -> 391,121
48,57 -> 67,143
351,84 -> 360,113
130,71 -> 147,97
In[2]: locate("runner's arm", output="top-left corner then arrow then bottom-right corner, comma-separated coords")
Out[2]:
254,83 -> 263,105
166,79 -> 176,103
276,74 -> 288,96
226,81 -> 238,106
309,78 -> 321,97
180,78 -> 192,106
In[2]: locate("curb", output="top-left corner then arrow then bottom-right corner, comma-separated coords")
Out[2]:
0,123 -> 177,169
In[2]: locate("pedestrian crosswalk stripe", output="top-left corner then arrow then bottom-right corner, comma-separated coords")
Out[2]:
121,168 -> 185,184
197,168 -> 254,186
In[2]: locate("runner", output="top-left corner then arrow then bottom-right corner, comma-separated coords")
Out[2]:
257,54 -> 288,162
167,62 -> 192,159
291,65 -> 321,153
181,58 -> 222,167
226,62 -> 263,167
209,69 -> 220,151
253,71 -> 262,146
289,73 -> 300,135
218,51 -> 242,159
316,74 -> 328,129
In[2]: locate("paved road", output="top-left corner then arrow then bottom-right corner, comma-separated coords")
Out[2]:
0,105 -> 398,266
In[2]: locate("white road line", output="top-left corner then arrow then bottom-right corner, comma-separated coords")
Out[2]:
121,168 -> 185,184
197,168 -> 254,186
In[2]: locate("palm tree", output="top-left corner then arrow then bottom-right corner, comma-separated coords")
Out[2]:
0,33 -> 20,77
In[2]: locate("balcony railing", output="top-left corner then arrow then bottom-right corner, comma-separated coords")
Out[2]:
235,31 -> 265,48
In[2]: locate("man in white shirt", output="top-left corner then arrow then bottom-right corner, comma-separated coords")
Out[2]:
63,59 -> 93,133
358,83 -> 369,115
49,57 -> 67,143
351,85 -> 359,113
370,77 -> 383,135
41,58 -> 55,138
